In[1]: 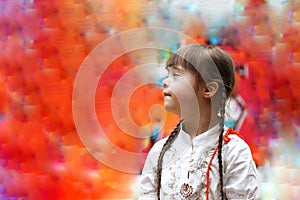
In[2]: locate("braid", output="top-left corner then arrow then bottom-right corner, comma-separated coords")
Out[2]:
217,90 -> 226,200
156,120 -> 182,199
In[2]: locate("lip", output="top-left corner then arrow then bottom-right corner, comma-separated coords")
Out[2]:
163,91 -> 172,97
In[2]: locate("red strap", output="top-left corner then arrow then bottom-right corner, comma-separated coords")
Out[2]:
222,127 -> 244,143
206,143 -> 219,199
205,128 -> 243,200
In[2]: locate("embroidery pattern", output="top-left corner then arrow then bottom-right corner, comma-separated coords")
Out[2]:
161,139 -> 219,198
180,183 -> 193,198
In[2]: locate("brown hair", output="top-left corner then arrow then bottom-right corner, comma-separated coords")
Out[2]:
157,44 -> 235,199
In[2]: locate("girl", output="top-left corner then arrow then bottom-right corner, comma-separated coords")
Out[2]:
139,44 -> 258,199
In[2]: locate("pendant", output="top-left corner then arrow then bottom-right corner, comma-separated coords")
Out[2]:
180,183 -> 193,198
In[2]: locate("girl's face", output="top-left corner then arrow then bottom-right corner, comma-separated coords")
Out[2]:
162,65 -> 200,116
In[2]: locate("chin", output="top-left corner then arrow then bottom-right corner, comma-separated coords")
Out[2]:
164,104 -> 180,116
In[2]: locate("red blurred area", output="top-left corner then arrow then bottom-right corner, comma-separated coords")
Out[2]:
0,0 -> 299,199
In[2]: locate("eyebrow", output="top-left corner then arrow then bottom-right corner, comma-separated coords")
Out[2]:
166,64 -> 181,71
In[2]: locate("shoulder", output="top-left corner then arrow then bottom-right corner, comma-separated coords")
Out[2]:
141,136 -> 168,172
148,136 -> 168,156
222,128 -> 252,155
223,133 -> 252,154
222,132 -> 256,169
221,131 -> 259,199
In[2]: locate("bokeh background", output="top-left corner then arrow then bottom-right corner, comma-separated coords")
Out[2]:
1,0 -> 300,199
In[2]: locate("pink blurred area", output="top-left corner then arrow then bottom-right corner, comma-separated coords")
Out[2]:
0,0 -> 300,199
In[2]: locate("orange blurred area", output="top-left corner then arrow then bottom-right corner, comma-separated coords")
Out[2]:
1,0 -> 300,199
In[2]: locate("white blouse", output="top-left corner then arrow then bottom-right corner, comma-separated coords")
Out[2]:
139,125 -> 258,200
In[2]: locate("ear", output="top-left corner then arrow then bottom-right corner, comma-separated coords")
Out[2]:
202,81 -> 219,98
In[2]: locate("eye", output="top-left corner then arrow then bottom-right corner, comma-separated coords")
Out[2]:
172,73 -> 181,78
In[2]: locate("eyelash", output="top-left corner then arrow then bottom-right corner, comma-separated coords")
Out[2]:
166,73 -> 180,78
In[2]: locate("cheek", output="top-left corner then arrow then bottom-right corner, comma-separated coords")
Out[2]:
172,83 -> 199,104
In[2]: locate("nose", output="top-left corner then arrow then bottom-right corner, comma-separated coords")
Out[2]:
162,77 -> 169,88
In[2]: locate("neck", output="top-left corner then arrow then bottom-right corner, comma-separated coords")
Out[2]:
181,108 -> 219,139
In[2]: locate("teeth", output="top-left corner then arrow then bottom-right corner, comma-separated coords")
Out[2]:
163,91 -> 171,97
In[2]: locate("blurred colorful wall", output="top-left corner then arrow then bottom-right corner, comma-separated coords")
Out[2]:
0,0 -> 300,199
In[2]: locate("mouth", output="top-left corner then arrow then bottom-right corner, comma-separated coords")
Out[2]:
163,91 -> 172,97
